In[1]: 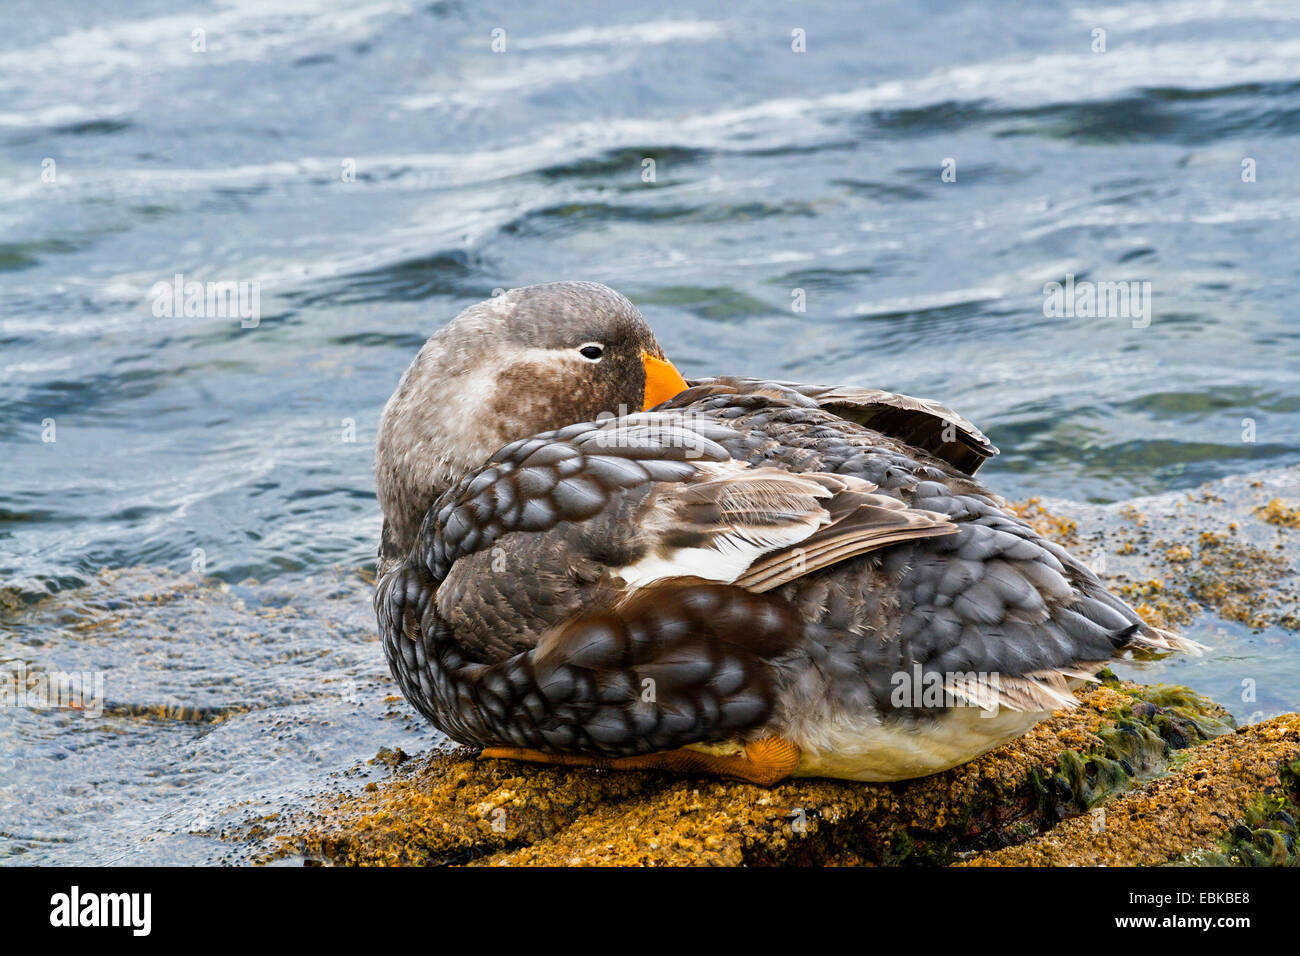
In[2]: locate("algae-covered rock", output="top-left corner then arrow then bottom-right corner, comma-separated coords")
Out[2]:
1174,758 -> 1300,867
962,715 -> 1300,867
259,680 -> 1244,866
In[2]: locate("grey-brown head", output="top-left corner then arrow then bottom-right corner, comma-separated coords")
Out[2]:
375,281 -> 688,560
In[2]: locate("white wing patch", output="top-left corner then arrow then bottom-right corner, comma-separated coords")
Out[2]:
614,546 -> 770,591
611,461 -> 843,591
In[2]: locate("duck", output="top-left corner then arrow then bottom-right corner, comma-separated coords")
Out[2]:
373,280 -> 1198,784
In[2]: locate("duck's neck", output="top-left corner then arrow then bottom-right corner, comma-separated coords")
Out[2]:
374,340 -> 511,564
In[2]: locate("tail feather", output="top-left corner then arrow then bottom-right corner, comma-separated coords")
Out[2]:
1118,622 -> 1207,656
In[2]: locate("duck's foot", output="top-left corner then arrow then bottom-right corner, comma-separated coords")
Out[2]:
478,736 -> 801,787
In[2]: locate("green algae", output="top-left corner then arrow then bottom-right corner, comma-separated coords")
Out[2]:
1114,683 -> 1238,744
1030,680 -> 1236,820
966,714 -> 1300,867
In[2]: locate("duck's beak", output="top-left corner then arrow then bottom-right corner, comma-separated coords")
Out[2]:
640,351 -> 689,410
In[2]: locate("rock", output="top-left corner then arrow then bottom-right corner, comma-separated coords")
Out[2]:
1012,467 -> 1300,633
259,678 -> 1251,866
962,716 -> 1300,867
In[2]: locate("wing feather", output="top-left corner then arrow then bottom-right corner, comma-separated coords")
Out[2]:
675,377 -> 998,474
615,462 -> 957,593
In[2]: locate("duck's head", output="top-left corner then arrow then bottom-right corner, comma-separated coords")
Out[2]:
375,280 -> 689,558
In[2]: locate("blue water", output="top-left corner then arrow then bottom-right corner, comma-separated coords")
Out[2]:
2,0 -> 1299,863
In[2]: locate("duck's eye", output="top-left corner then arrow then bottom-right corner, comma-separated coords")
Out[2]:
577,344 -> 604,361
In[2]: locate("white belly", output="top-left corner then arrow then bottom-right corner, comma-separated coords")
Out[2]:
684,706 -> 1049,783
785,706 -> 1048,781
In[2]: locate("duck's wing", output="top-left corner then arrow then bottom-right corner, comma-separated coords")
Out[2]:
677,376 -> 998,475
382,572 -> 809,757
608,457 -> 958,597
424,413 -> 957,610
376,413 -> 956,756
646,389 -> 1198,717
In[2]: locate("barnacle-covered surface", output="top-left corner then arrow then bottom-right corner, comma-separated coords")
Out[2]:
259,678 -> 1252,866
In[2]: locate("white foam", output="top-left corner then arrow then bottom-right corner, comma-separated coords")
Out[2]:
0,0 -> 413,81
1074,0 -> 1300,30
515,19 -> 728,50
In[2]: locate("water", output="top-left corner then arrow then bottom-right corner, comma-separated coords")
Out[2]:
2,0 -> 1299,863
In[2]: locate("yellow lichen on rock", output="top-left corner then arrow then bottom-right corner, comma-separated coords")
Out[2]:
1255,498 -> 1300,528
1010,497 -> 1079,546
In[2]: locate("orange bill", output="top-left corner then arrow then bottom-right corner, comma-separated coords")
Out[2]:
640,352 -> 689,410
